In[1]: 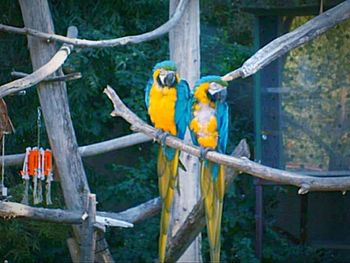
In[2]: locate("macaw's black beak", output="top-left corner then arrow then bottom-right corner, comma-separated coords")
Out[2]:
208,87 -> 227,102
164,72 -> 176,87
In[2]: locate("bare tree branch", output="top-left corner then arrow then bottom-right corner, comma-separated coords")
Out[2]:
0,201 -> 83,224
0,197 -> 159,225
78,132 -> 151,157
0,0 -> 188,48
97,197 -> 161,224
221,0 -> 350,81
11,71 -> 82,83
0,26 -> 78,98
0,132 -> 151,167
165,139 -> 250,262
104,85 -> 350,193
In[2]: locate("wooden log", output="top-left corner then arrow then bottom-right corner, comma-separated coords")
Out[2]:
0,132 -> 151,167
165,140 -> 250,262
0,0 -> 189,48
80,193 -> 97,263
222,0 -> 350,81
0,200 -> 82,224
67,238 -> 80,263
169,0 -> 201,261
104,86 -> 350,192
0,200 -> 135,227
18,1 -> 113,261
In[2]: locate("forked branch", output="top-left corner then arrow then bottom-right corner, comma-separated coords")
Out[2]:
0,26 -> 78,98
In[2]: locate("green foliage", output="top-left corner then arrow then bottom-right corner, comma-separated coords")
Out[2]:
0,1 -> 346,262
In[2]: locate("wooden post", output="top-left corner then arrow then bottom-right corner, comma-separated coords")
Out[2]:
80,193 -> 97,262
67,238 -> 80,263
169,0 -> 201,261
18,1 -> 113,262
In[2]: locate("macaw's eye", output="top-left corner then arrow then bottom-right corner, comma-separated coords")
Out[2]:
159,69 -> 167,78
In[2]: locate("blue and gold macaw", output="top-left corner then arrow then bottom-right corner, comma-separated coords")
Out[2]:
189,75 -> 229,262
145,60 -> 191,263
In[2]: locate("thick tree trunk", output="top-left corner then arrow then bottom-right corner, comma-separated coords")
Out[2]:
169,0 -> 201,262
18,1 -> 113,261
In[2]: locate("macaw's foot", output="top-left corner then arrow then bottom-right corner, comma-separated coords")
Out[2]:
154,129 -> 169,145
154,129 -> 163,142
199,147 -> 211,160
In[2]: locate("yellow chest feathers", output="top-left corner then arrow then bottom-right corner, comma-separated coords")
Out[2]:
189,82 -> 218,149
148,84 -> 177,135
190,103 -> 218,149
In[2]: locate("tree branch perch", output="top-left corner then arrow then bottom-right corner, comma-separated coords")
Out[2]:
104,85 -> 350,192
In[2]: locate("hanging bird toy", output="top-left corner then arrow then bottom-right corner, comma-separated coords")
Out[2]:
20,107 -> 53,205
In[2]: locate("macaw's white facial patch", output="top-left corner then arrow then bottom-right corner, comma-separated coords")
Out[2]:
208,82 -> 225,96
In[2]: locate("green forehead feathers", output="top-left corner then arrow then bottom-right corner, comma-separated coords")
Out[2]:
194,75 -> 228,88
153,60 -> 177,72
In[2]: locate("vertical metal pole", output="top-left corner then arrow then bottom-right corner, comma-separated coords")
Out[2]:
253,15 -> 263,261
300,194 -> 308,244
254,15 -> 283,261
255,180 -> 263,260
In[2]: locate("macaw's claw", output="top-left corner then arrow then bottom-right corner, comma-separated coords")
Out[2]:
199,147 -> 211,160
154,129 -> 163,142
159,132 -> 170,145
178,159 -> 187,172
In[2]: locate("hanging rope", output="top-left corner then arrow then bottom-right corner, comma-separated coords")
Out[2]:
32,107 -> 42,204
37,106 -> 41,149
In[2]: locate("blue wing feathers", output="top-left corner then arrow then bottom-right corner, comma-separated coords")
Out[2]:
164,80 -> 191,161
175,80 -> 191,140
216,102 -> 229,154
211,102 -> 229,179
145,78 -> 153,109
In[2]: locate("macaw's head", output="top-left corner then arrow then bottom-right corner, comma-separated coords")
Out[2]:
152,60 -> 180,88
194,75 -> 228,104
